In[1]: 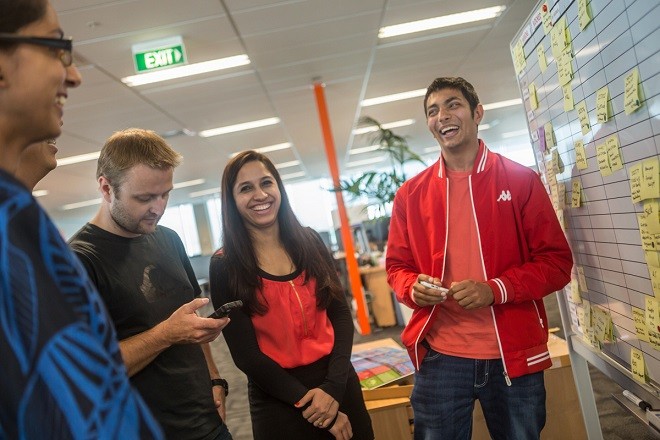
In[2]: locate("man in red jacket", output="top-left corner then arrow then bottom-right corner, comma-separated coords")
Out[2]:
386,77 -> 572,439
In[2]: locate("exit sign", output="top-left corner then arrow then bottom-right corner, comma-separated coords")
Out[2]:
132,36 -> 187,73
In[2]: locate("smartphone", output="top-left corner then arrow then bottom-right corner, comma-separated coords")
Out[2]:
419,281 -> 449,294
207,300 -> 243,319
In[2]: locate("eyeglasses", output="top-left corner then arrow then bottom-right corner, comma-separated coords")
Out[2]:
0,34 -> 73,67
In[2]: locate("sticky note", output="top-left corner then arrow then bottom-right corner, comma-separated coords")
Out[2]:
606,135 -> 623,172
596,143 -> 611,177
550,23 -> 563,60
649,331 -> 660,351
596,86 -> 610,123
641,157 -> 660,200
639,213 -> 660,252
529,83 -> 539,110
630,163 -> 643,203
575,140 -> 588,170
538,126 -> 547,153
572,178 -> 582,208
544,122 -> 555,149
542,2 -> 553,34
646,251 -> 660,268
513,40 -> 526,74
576,101 -> 591,135
633,307 -> 650,342
624,67 -> 642,115
537,44 -> 548,73
578,0 -> 592,30
631,347 -> 646,383
645,296 -> 660,332
563,84 -> 574,111
558,50 -> 574,86
650,265 -> 660,299
570,279 -> 581,303
644,201 -> 660,234
577,266 -> 588,292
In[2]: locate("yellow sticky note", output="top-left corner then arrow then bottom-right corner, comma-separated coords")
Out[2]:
631,347 -> 646,383
563,84 -> 574,111
577,266 -> 588,292
577,305 -> 586,330
578,0 -> 592,30
542,2 -> 553,34
596,143 -> 611,177
537,44 -> 548,73
639,213 -> 657,251
513,40 -> 526,74
633,307 -> 650,342
646,296 -> 660,332
576,101 -> 591,135
558,50 -> 574,86
606,135 -> 623,172
544,123 -> 555,148
624,67 -> 642,115
649,265 -> 660,298
641,157 -> 660,200
644,201 -> 660,235
570,279 -> 581,304
630,163 -> 643,203
596,86 -> 610,123
572,178 -> 582,208
649,331 -> 660,351
646,251 -> 660,268
575,140 -> 588,170
529,83 -> 539,110
556,209 -> 565,230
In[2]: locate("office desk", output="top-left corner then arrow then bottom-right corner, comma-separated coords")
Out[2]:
359,266 -> 396,327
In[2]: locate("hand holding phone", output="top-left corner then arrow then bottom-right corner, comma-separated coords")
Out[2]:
419,281 -> 449,294
207,300 -> 243,319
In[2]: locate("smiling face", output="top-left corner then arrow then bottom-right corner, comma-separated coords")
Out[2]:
425,87 -> 483,155
0,3 -> 81,153
232,160 -> 282,233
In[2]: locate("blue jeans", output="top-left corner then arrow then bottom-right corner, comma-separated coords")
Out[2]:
411,349 -> 546,440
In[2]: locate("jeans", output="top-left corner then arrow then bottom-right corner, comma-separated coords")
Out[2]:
211,423 -> 233,440
411,349 -> 546,440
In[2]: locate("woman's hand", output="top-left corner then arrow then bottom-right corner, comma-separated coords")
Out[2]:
298,388 -> 339,428
328,412 -> 352,440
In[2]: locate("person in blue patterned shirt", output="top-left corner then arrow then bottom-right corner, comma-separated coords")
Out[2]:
0,1 -> 162,438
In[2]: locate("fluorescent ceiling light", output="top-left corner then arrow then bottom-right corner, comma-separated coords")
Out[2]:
275,160 -> 301,169
122,54 -> 250,87
190,187 -> 221,198
62,198 -> 102,211
482,99 -> 522,110
379,6 -> 506,38
346,156 -> 387,168
362,89 -> 425,107
229,142 -> 292,158
353,119 -> 415,135
173,178 -> 205,189
57,151 -> 101,166
280,171 -> 306,180
502,129 -> 530,138
479,123 -> 491,131
199,117 -> 280,138
350,144 -> 380,155
424,146 -> 439,153
32,189 -> 48,197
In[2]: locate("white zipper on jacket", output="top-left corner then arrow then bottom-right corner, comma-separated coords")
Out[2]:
289,280 -> 309,337
469,175 -> 512,386
533,301 -> 544,328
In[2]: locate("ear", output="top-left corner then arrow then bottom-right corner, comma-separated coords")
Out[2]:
98,176 -> 114,202
473,103 -> 484,125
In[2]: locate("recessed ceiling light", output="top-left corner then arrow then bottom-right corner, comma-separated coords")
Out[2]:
502,129 -> 530,138
362,89 -> 426,107
275,160 -> 301,169
482,99 -> 522,110
61,198 -> 102,211
57,151 -> 101,166
280,171 -> 306,180
379,6 -> 506,38
172,178 -> 205,189
190,187 -> 221,198
353,119 -> 415,135
121,55 -> 250,87
346,156 -> 387,168
200,117 -> 280,138
32,189 -> 48,197
350,144 -> 381,155
229,142 -> 292,157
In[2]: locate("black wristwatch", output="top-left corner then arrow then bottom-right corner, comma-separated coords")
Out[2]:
211,378 -> 229,397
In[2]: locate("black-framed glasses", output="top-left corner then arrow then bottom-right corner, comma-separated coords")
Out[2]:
0,34 -> 73,67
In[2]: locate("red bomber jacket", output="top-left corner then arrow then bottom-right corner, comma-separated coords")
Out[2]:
386,140 -> 573,382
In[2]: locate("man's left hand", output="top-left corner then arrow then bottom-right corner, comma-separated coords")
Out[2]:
449,280 -> 494,310
212,385 -> 227,422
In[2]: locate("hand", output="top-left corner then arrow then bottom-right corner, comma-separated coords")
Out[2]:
412,275 -> 447,307
298,388 -> 338,428
328,412 -> 353,440
161,298 -> 229,345
212,383 -> 227,422
450,280 -> 494,309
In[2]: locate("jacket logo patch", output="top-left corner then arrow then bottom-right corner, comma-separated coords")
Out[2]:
496,190 -> 512,202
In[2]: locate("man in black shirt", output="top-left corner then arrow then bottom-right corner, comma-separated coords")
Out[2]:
69,128 -> 232,440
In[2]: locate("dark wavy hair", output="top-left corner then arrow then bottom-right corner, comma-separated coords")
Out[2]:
0,0 -> 46,36
220,150 -> 343,315
424,77 -> 481,116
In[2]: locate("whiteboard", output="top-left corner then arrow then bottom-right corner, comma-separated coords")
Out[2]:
510,0 -> 660,416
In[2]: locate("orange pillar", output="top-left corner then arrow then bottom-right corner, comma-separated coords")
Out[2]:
313,81 -> 371,335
